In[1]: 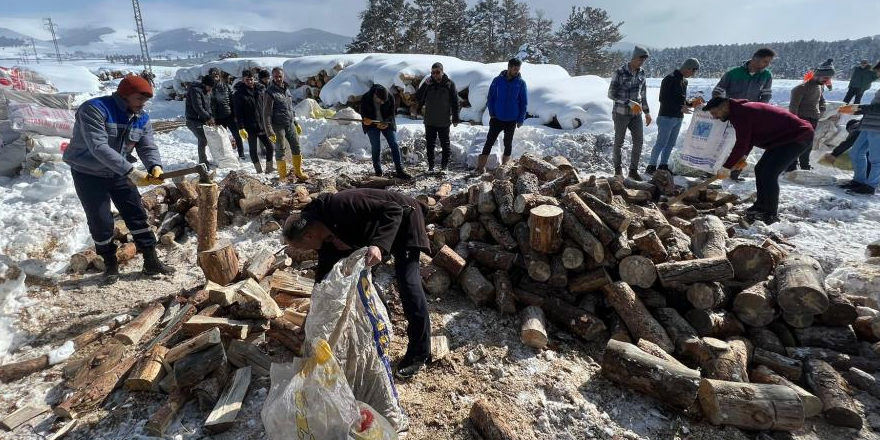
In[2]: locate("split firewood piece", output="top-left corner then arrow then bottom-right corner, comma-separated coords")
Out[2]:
183,316 -> 251,340
435,182 -> 452,198
54,355 -> 138,419
528,205 -> 564,254
618,255 -> 657,289
520,306 -> 548,349
698,378 -> 804,431
208,278 -> 282,320
244,249 -> 276,281
732,280 -> 776,327
226,340 -> 271,376
690,215 -> 727,258
165,327 -> 222,364
775,254 -> 829,316
804,359 -> 863,429
125,345 -> 169,391
204,366 -> 252,434
269,271 -> 313,298
601,339 -> 701,410
1,405 -> 48,431
69,249 -> 100,273
144,389 -> 191,437
469,399 -> 532,440
145,304 -> 196,350
173,343 -> 227,390
750,365 -> 822,418
115,302 -> 165,346
603,281 -> 674,353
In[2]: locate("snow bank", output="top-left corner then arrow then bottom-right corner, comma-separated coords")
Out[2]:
282,54 -> 373,82
18,65 -> 101,94
198,57 -> 290,78
519,75 -> 613,131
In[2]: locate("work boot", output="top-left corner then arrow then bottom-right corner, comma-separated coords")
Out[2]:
644,164 -> 657,175
847,182 -> 876,195
472,154 -> 489,176
277,160 -> 288,181
100,253 -> 119,286
292,155 -> 309,181
502,155 -> 511,165
614,166 -> 623,177
658,164 -> 672,175
396,168 -> 413,180
252,160 -> 263,174
628,168 -> 642,181
839,180 -> 860,189
264,159 -> 274,175
141,247 -> 176,276
395,354 -> 430,379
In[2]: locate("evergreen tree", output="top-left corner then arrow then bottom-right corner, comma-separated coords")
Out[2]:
466,0 -> 504,62
554,6 -> 623,75
435,0 -> 468,57
522,10 -> 554,64
497,0 -> 530,59
348,0 -> 410,53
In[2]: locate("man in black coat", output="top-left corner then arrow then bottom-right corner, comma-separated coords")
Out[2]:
360,84 -> 411,178
283,188 -> 432,378
645,58 -> 701,174
414,62 -> 460,172
233,69 -> 275,173
185,75 -> 215,167
208,67 -> 244,159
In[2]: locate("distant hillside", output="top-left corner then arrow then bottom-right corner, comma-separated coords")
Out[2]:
148,27 -> 351,55
639,36 -> 880,79
58,27 -> 116,47
0,28 -> 29,47
148,28 -> 239,54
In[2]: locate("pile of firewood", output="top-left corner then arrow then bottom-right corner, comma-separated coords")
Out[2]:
0,256 -> 314,436
415,153 -> 880,434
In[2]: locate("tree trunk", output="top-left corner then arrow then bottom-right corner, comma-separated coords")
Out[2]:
603,282 -> 674,353
528,205 -> 564,254
569,268 -> 612,294
703,337 -> 752,383
750,365 -> 822,418
732,281 -> 777,327
196,183 -> 219,252
460,266 -> 495,307
514,222 -> 551,282
520,306 -> 548,349
115,302 -> 165,346
690,215 -> 727,258
561,212 -> 604,263
727,243 -> 775,283
698,378 -> 804,431
618,256 -> 657,289
199,242 -> 241,286
494,271 -> 517,315
562,192 -> 616,245
775,254 -> 828,316
631,230 -> 668,264
601,339 -> 701,410
125,345 -> 168,391
433,245 -> 467,277
686,282 -> 729,310
804,359 -> 863,429
519,153 -> 561,181
492,180 -> 521,225
656,257 -> 734,287
794,326 -> 859,355
244,249 -> 275,282
479,215 -> 518,250
686,309 -> 745,338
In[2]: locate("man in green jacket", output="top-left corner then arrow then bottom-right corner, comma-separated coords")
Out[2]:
844,60 -> 879,105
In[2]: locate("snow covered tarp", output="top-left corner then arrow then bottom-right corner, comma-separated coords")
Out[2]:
282,54 -> 373,82
199,57 -> 291,78
13,65 -> 101,94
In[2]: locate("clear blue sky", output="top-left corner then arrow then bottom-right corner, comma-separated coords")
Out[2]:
1,0 -> 878,48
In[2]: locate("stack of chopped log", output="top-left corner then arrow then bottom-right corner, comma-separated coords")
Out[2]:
418,153 -> 880,434
0,254 -> 314,435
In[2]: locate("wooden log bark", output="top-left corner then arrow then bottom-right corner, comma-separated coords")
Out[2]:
144,390 -> 190,437
198,242 -> 241,286
656,257 -> 734,287
514,194 -> 559,214
853,316 -> 880,342
804,359 -> 863,429
515,172 -> 541,198
561,212 -> 604,263
115,302 -> 165,346
783,312 -> 814,329
562,193 -> 616,245
0,405 -> 47,431
698,378 -> 804,431
125,345 -> 168,391
514,289 -> 606,341
631,230 -> 668,264
733,281 -> 777,327
652,308 -> 711,365
561,242 -> 585,270
494,271 -> 517,315
690,216 -> 727,258
54,356 -> 137,419
686,310 -> 745,339
460,266 -> 495,307
459,221 -> 487,242
183,316 -> 250,339
775,254 -> 829,316
227,340 -> 271,376
492,180 -> 521,225
703,337 -> 752,382
635,288 -> 667,309
601,339 -> 701,409
750,365 -> 822,418
433,245 -> 466,277
686,282 -> 729,310
618,256 -> 657,289
446,205 -> 478,229
569,268 -> 612,294
603,282 -> 674,353
548,255 -> 568,288
528,205 -> 564,254
479,215 -> 517,250
747,327 -> 786,355
842,367 -> 880,399
69,249 -> 99,273
579,192 -> 631,233
203,366 -> 252,434
820,292 -> 859,327
196,183 -> 219,252
752,347 -> 803,382
519,153 -> 561,181
165,327 -> 222,364
520,306 -> 548,349
786,347 -> 853,371
637,339 -> 688,369
728,244 -> 775,283
474,182 -> 496,214
469,399 -> 529,440
173,343 -> 227,389
794,326 -> 859,355
514,222 -> 551,282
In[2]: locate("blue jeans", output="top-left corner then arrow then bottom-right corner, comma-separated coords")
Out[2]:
648,116 -> 683,167
851,131 -> 880,188
366,127 -> 403,175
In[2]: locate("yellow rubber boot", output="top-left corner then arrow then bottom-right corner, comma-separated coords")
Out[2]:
292,155 -> 309,181
277,160 -> 288,181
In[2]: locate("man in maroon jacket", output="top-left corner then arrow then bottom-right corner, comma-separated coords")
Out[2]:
703,97 -> 814,224
282,188 -> 432,378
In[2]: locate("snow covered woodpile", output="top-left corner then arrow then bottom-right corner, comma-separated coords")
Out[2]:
172,54 -> 614,130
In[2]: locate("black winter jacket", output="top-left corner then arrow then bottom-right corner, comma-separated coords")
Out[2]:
359,85 -> 397,133
211,82 -> 235,120
658,70 -> 690,119
185,83 -> 213,123
232,82 -> 267,132
264,81 -> 296,127
415,74 -> 460,127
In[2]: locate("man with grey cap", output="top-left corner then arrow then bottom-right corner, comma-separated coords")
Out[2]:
646,58 -> 701,175
844,60 -> 879,105
787,59 -> 834,171
608,46 -> 652,180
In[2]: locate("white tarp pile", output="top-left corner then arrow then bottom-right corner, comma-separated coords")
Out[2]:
0,67 -> 58,94
0,89 -> 75,176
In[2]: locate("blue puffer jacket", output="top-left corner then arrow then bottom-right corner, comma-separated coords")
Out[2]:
63,93 -> 161,178
487,70 -> 528,124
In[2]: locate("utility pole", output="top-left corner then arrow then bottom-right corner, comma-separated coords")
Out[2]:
43,18 -> 62,64
131,0 -> 152,74
30,38 -> 39,64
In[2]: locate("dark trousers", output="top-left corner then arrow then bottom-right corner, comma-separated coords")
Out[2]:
71,170 -> 156,258
366,127 -> 403,175
245,128 -> 274,165
216,116 -> 243,157
186,120 -> 209,166
788,118 -> 817,171
425,125 -> 451,169
844,87 -> 866,105
754,142 -> 811,216
482,118 -> 516,156
316,246 -> 431,360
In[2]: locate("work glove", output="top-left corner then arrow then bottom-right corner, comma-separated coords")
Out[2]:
732,157 -> 748,171
690,96 -> 706,107
715,167 -> 731,180
239,129 -> 249,140
838,105 -> 857,115
269,134 -> 277,144
128,168 -> 155,187
295,122 -> 302,136
628,100 -> 643,115
362,117 -> 373,126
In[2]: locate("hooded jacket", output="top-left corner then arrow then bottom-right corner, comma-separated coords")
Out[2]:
185,83 -> 213,123
263,81 -> 296,128
63,93 -> 161,178
658,70 -> 690,118
487,70 -> 528,124
713,60 -> 773,102
359,85 -> 397,133
232,81 -> 267,131
415,74 -> 460,127
211,81 -> 235,120
849,64 -> 879,91
723,99 -> 814,168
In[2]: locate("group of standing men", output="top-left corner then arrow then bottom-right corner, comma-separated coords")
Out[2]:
185,67 -> 308,181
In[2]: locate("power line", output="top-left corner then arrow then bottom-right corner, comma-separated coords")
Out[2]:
132,0 -> 152,74
43,18 -> 62,64
30,38 -> 39,64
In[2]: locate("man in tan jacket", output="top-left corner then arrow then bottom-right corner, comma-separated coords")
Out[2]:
788,59 -> 834,171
